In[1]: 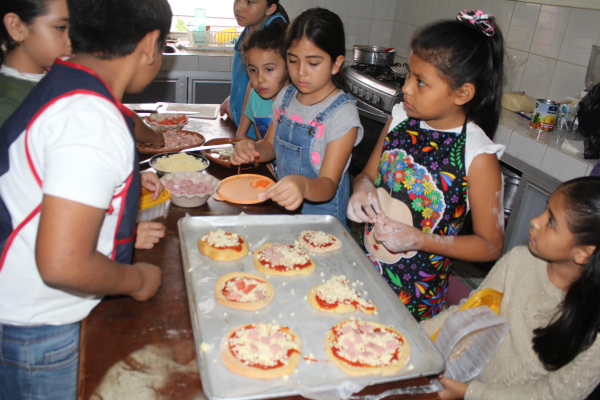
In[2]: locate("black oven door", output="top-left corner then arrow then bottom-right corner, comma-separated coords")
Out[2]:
350,97 -> 390,176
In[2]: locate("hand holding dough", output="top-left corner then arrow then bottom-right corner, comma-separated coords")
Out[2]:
347,178 -> 382,223
373,214 -> 423,253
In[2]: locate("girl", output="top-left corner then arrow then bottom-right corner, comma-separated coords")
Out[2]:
220,0 -> 288,128
348,11 -> 505,320
423,177 -> 600,400
231,8 -> 363,227
236,22 -> 288,140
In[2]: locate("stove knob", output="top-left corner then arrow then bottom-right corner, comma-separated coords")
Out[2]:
372,95 -> 380,105
365,92 -> 373,101
358,88 -> 364,97
351,84 -> 358,94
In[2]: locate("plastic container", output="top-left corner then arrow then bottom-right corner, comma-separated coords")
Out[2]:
434,306 -> 510,382
194,8 -> 206,31
137,188 -> 171,222
189,26 -> 242,47
160,171 -> 220,208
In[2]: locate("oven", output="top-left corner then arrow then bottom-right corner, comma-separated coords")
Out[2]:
343,63 -> 407,176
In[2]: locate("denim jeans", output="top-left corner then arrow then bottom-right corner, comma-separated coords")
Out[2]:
0,322 -> 79,400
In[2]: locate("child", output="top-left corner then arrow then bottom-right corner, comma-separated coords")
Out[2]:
220,0 -> 288,128
0,0 -> 172,399
236,22 -> 288,141
348,11 -> 505,320
231,8 -> 363,227
422,176 -> 600,400
0,0 -> 165,147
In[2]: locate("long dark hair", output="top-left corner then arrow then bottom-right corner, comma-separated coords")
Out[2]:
410,16 -> 504,138
285,7 -> 348,93
266,0 -> 288,24
532,176 -> 600,371
0,0 -> 52,65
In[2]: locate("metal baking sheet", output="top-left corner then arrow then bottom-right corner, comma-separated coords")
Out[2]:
178,214 -> 445,400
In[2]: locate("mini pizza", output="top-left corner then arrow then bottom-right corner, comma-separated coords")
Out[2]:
220,323 -> 302,379
214,272 -> 274,310
198,229 -> 249,261
325,320 -> 410,376
308,275 -> 376,314
298,230 -> 341,253
253,242 -> 316,276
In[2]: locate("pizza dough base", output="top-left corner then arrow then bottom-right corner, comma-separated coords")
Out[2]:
307,285 -> 376,315
253,243 -> 316,276
214,272 -> 275,311
198,233 -> 249,261
220,324 -> 302,379
298,230 -> 342,253
324,321 -> 410,376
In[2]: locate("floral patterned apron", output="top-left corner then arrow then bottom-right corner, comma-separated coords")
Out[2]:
360,116 -> 468,321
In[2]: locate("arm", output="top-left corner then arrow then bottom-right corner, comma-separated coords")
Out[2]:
132,113 -> 165,147
231,119 -> 277,165
236,84 -> 255,140
35,195 -> 161,301
220,96 -> 231,119
258,127 -> 358,210
140,171 -> 164,200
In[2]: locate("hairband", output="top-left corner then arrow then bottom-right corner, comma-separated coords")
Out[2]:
457,10 -> 495,37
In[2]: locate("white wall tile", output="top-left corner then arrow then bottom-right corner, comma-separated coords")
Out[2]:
373,0 -> 397,20
325,0 -> 350,17
165,55 -> 199,71
431,0 -> 455,22
489,0 -> 514,33
395,22 -> 417,58
464,0 -> 492,13
541,148 -> 588,181
350,0 -> 375,19
369,20 -> 394,47
396,0 -> 418,23
295,0 -> 320,14
505,48 -> 529,92
494,125 -> 512,147
347,17 -> 373,46
529,6 -> 571,59
507,132 -> 547,168
414,0 -> 434,26
520,54 -> 556,99
558,8 -> 600,67
546,61 -> 586,101
506,2 -> 540,52
586,165 -> 594,176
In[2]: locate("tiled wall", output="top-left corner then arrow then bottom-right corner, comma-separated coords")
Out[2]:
280,0 -> 600,102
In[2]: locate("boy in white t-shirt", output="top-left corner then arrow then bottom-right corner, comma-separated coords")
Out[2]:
0,0 -> 172,399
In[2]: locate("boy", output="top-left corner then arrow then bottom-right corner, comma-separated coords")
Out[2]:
0,0 -> 172,399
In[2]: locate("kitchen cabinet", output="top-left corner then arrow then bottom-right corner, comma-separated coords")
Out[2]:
187,71 -> 231,104
122,71 -> 187,104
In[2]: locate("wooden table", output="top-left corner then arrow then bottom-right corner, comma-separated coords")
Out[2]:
77,113 -> 441,400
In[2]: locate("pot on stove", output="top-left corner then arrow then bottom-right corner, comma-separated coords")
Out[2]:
353,45 -> 396,66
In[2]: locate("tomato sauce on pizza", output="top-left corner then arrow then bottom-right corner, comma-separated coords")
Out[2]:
257,243 -> 312,272
200,229 -> 244,252
314,276 -> 376,313
221,277 -> 267,303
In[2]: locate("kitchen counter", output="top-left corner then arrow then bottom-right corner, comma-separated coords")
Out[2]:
77,111 -> 441,400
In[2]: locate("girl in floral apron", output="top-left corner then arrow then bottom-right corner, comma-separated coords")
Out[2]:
349,11 -> 506,321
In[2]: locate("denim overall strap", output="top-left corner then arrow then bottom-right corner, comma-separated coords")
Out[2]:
273,87 -> 353,228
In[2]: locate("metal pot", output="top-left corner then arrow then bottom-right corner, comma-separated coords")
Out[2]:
353,45 -> 396,66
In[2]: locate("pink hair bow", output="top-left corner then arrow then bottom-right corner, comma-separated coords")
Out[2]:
457,10 -> 495,37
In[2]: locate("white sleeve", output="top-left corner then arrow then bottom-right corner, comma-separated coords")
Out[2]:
389,103 -> 409,132
465,122 -> 505,175
40,95 -> 134,209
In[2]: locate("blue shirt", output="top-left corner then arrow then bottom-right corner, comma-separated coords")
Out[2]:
244,88 -> 273,140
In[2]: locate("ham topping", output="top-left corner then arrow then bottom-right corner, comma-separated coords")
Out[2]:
331,321 -> 403,367
258,242 -> 311,271
228,323 -> 299,368
164,179 -> 213,195
222,277 -> 267,303
137,129 -> 202,150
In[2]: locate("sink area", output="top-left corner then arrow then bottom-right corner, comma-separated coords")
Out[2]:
163,45 -> 178,54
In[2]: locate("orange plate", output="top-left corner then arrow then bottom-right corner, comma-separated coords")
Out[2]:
202,138 -> 257,170
214,174 -> 275,204
136,130 -> 205,155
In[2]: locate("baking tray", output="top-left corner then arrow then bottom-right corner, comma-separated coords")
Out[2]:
178,214 -> 445,400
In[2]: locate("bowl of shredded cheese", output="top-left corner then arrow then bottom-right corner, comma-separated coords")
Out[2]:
149,152 -> 209,177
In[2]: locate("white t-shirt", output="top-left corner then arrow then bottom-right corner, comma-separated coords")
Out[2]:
0,94 -> 135,326
390,103 -> 505,211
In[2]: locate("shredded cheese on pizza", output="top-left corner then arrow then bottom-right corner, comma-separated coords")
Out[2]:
228,323 -> 299,368
201,229 -> 241,248
303,231 -> 338,247
317,276 -> 374,311
258,242 -> 310,271
222,277 -> 268,303
331,321 -> 403,367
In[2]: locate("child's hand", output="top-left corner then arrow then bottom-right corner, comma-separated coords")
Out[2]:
347,177 -> 381,223
220,97 -> 231,120
129,262 -> 162,301
147,126 -> 165,148
258,175 -> 306,210
140,172 -> 164,200
231,140 -> 259,165
373,214 -> 423,253
135,221 -> 165,249
438,375 -> 468,400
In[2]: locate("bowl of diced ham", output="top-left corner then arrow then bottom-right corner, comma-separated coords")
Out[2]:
145,113 -> 188,130
160,171 -> 220,207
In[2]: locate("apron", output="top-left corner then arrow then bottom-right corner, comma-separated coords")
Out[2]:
360,116 -> 469,321
273,85 -> 353,228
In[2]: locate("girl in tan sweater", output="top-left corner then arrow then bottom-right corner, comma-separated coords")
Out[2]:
421,176 -> 600,400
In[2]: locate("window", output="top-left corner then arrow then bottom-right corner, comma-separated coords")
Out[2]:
167,0 -> 237,31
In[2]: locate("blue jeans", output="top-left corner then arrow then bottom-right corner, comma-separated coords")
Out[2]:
0,322 -> 79,400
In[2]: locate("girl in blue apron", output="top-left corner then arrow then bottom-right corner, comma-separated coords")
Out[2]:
348,11 -> 506,320
232,8 -> 363,228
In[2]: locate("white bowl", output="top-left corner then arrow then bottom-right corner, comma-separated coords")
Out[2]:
144,113 -> 188,130
160,171 -> 220,208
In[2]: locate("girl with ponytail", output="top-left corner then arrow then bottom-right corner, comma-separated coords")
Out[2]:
421,177 -> 600,399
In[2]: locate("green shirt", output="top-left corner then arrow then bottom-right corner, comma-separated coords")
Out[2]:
0,73 -> 36,128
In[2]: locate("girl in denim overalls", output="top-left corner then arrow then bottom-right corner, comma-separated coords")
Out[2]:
232,8 -> 363,228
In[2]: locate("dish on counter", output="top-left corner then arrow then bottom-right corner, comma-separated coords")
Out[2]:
144,113 -> 188,130
136,129 -> 205,155
160,171 -> 219,207
202,138 -> 258,169
213,174 -> 275,205
149,152 -> 209,177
